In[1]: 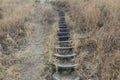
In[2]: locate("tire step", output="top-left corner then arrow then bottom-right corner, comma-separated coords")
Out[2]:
58,43 -> 72,47
59,19 -> 65,22
54,63 -> 78,71
59,23 -> 66,25
59,11 -> 64,15
54,54 -> 76,59
59,11 -> 64,14
57,35 -> 70,38
59,28 -> 69,31
59,18 -> 65,21
59,29 -> 68,32
57,32 -> 69,36
58,36 -> 70,41
58,26 -> 67,29
58,38 -> 69,42
59,28 -> 69,32
58,36 -> 70,39
58,10 -> 65,16
57,40 -> 71,47
59,19 -> 65,21
59,23 -> 67,27
57,41 -> 71,44
52,73 -> 81,80
59,14 -> 65,16
55,47 -> 73,51
59,18 -> 66,23
59,21 -> 66,24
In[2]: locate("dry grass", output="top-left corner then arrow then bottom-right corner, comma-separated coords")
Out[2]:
40,22 -> 58,80
0,0 -> 34,55
51,0 -> 70,11
53,0 -> 120,80
37,3 -> 58,80
0,0 -> 34,79
40,3 -> 58,62
40,3 -> 58,26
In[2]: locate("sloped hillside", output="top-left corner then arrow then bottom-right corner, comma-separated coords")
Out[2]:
51,0 -> 120,80
0,0 -> 34,79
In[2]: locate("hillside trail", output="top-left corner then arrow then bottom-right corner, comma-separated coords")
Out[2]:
19,3 -> 47,80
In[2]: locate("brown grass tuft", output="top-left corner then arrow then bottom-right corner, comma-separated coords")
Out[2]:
55,0 -> 120,79
0,0 -> 34,79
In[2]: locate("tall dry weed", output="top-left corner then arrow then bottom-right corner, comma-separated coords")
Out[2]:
55,0 -> 120,80
0,0 -> 34,79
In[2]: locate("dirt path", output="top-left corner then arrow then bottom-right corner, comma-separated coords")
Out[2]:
19,3 -> 47,80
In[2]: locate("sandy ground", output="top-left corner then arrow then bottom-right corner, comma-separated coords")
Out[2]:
19,3 -> 47,80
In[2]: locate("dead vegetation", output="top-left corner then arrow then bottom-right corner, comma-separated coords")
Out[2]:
0,0 -> 34,79
51,0 -> 70,11
35,2 -> 58,80
0,0 -> 119,80
52,0 -> 120,80
40,3 -> 58,26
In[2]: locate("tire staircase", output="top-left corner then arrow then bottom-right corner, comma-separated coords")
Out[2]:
52,10 -> 81,80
